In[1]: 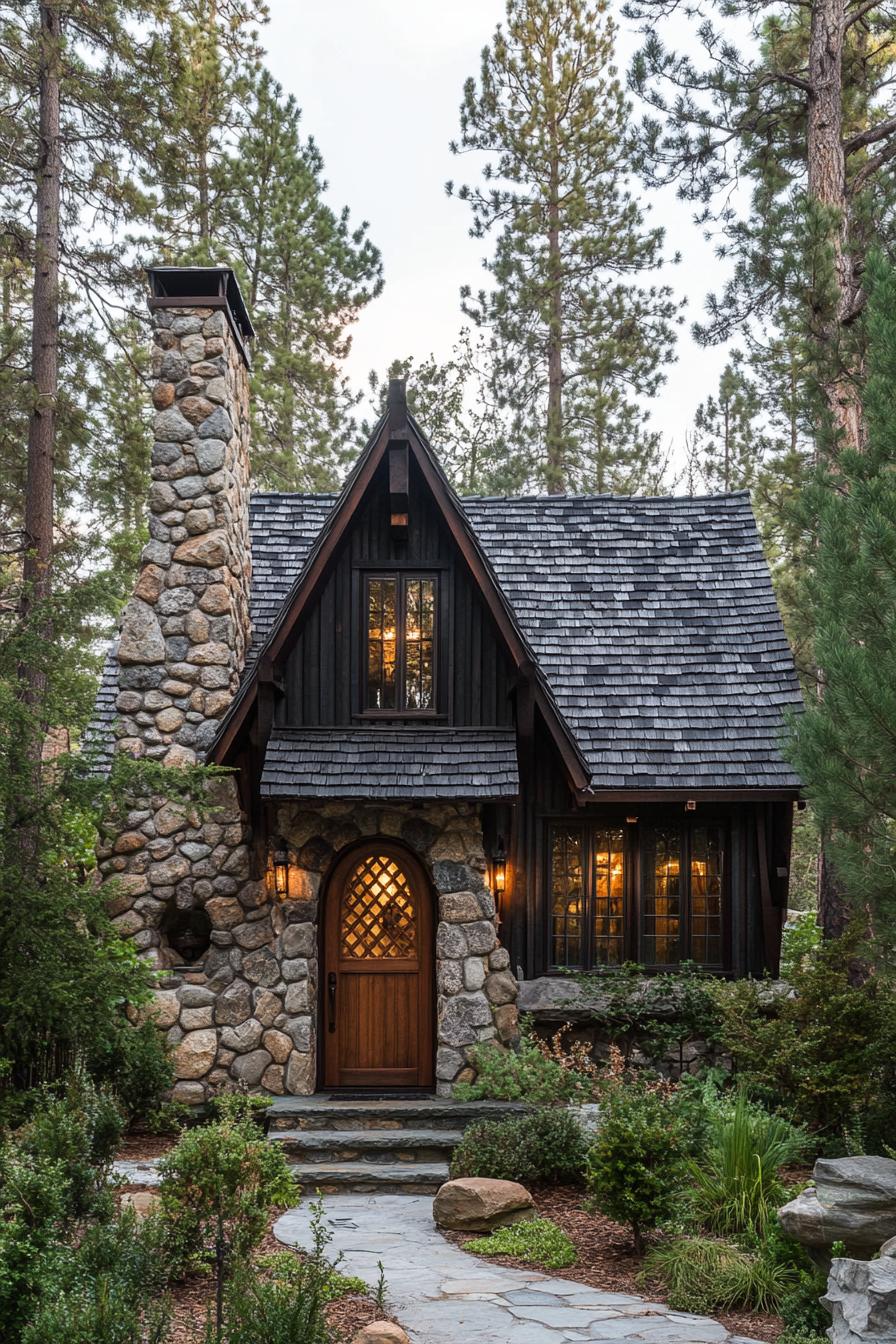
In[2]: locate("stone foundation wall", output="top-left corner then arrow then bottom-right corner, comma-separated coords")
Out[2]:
103,793 -> 519,1102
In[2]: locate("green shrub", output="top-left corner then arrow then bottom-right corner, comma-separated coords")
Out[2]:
21,1071 -> 123,1218
687,1093 -> 809,1235
711,938 -> 896,1145
643,1234 -> 800,1313
778,1265 -> 830,1341
455,1026 -> 599,1103
586,1084 -> 685,1253
780,913 -> 822,980
159,1103 -> 296,1338
466,1218 -> 577,1269
213,1201 -> 349,1344
450,1107 -> 587,1185
21,1211 -> 170,1344
87,1017 -> 174,1123
0,1143 -> 69,1336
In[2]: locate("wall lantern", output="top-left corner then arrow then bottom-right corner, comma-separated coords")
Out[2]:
271,838 -> 290,901
491,835 -> 507,899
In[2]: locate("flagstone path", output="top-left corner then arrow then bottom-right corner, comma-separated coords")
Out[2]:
274,1194 -> 764,1344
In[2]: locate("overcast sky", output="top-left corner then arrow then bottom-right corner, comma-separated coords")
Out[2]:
263,0 -> 734,479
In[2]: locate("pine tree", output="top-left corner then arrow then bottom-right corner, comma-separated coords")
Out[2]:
789,252 -> 896,949
691,359 -> 768,493
0,1 -> 170,704
152,0 -> 268,261
449,0 -> 680,494
223,71 -> 383,488
629,0 -> 896,456
365,331 -> 526,495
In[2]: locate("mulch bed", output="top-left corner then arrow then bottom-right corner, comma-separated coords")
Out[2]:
442,1185 -> 784,1344
115,1131 -> 179,1161
164,1222 -> 398,1343
115,1133 -> 398,1343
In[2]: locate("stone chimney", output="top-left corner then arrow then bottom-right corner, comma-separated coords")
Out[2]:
115,266 -> 254,764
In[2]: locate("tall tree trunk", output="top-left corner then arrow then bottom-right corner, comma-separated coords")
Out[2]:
807,0 -> 863,452
545,36 -> 565,495
23,2 -> 61,709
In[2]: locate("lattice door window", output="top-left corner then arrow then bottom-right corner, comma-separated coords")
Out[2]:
340,855 -> 418,960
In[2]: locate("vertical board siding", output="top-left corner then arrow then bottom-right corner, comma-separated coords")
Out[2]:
280,455 -> 514,727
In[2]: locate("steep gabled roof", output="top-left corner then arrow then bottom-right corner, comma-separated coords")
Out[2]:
210,408 -> 591,789
87,408 -> 803,795
462,492 -> 803,792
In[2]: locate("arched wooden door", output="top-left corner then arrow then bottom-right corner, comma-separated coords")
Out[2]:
323,845 -> 434,1090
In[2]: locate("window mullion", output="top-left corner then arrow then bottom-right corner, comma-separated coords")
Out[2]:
584,828 -> 593,971
398,573 -> 407,710
681,826 -> 690,964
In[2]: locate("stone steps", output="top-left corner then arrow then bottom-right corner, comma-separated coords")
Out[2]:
265,1094 -> 527,1194
266,1095 -> 527,1132
270,1127 -> 464,1164
289,1160 -> 450,1194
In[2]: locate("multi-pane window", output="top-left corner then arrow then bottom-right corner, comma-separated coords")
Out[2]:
641,828 -> 682,966
640,824 -> 726,968
365,574 -> 436,712
548,820 -> 727,972
690,827 -> 724,965
550,826 -> 624,969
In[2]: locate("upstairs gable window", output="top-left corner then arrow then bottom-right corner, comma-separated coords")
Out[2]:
365,574 -> 436,712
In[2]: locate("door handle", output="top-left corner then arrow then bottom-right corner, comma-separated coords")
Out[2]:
327,972 -> 337,1033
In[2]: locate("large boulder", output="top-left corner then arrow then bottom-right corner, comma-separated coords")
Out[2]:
823,1252 -> 896,1342
433,1177 -> 535,1232
779,1157 -> 896,1257
352,1325 -> 409,1344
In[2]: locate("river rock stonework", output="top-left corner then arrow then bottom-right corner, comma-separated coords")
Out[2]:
274,799 -> 519,1097
97,291 -> 518,1100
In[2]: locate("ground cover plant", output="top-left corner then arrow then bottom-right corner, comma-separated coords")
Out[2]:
466,1218 -> 577,1270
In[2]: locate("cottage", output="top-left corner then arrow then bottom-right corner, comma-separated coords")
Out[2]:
89,265 -> 802,1103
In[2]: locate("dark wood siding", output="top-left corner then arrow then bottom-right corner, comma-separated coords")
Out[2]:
279,455 -> 514,728
505,716 -> 782,979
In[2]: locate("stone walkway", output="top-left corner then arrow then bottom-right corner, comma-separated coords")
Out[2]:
274,1194 -> 763,1344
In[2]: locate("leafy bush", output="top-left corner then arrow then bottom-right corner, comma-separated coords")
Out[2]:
466,1217 -> 577,1269
159,1102 -> 296,1337
86,1017 -> 173,1124
0,1141 -> 70,1336
643,1234 -> 800,1313
455,1026 -> 600,1103
212,1201 -> 357,1344
450,1107 -> 587,1185
778,1265 -> 830,1341
585,1083 -> 685,1253
711,938 -> 896,1145
20,1210 -> 170,1344
780,913 -> 822,980
687,1093 -> 809,1235
20,1070 -> 123,1218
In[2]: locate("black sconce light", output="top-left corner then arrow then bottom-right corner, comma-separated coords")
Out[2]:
492,835 -> 507,900
271,839 -> 290,901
